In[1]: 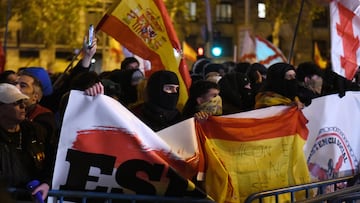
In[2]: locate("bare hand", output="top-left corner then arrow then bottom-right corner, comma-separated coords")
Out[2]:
84,82 -> 104,96
32,183 -> 50,201
82,34 -> 97,68
194,111 -> 210,122
294,98 -> 305,109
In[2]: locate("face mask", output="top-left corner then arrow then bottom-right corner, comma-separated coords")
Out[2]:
197,95 -> 222,116
283,79 -> 298,100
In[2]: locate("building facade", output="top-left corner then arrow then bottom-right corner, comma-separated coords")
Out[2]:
1,0 -> 330,73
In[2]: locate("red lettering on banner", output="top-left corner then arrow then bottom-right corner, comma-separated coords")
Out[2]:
336,3 -> 360,79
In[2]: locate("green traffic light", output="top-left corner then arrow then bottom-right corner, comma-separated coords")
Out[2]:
211,46 -> 222,57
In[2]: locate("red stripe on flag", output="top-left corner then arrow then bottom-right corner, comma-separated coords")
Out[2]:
197,107 -> 308,142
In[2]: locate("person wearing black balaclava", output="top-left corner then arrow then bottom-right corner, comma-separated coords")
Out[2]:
218,72 -> 254,114
137,70 -> 183,132
107,69 -> 144,107
255,62 -> 304,109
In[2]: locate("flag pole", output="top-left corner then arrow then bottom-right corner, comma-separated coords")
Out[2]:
52,51 -> 81,90
288,0 -> 305,63
204,0 -> 213,57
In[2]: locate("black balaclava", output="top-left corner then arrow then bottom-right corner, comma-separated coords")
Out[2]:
108,69 -> 140,105
219,72 -> 253,111
264,62 -> 298,100
147,70 -> 179,110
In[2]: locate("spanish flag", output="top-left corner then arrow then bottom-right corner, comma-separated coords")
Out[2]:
183,41 -> 197,63
96,0 -> 191,109
196,107 -> 312,203
314,42 -> 327,69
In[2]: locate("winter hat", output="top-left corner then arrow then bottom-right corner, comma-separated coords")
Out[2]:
0,83 -> 29,104
266,63 -> 295,82
203,63 -> 223,78
250,63 -> 267,76
121,57 -> 139,70
22,67 -> 53,96
192,58 -> 211,75
296,62 -> 323,82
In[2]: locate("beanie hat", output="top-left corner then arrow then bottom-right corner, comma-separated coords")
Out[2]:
267,63 -> 295,82
0,83 -> 29,104
250,63 -> 267,75
192,58 -> 211,75
22,67 -> 53,96
203,63 -> 223,78
296,62 -> 323,82
121,57 -> 139,70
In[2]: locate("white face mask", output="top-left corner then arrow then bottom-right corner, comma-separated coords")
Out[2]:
197,95 -> 223,116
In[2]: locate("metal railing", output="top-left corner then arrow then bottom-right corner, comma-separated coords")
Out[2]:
8,188 -> 215,203
244,175 -> 358,203
8,175 -> 359,203
296,184 -> 360,203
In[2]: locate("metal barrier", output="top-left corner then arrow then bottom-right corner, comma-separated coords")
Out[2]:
8,188 -> 215,203
296,184 -> 360,203
244,175 -> 357,203
8,175 -> 359,203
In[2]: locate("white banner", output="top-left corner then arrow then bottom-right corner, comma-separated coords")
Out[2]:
51,90 -> 205,200
303,91 -> 360,180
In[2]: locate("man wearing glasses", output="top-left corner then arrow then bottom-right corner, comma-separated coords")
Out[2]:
0,83 -> 52,202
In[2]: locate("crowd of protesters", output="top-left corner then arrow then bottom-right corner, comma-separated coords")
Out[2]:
1,31 -> 360,202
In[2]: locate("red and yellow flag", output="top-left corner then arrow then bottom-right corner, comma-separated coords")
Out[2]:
314,42 -> 327,69
196,107 -> 312,203
183,41 -> 197,63
96,0 -> 191,108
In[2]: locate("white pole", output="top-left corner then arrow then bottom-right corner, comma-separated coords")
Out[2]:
233,45 -> 237,62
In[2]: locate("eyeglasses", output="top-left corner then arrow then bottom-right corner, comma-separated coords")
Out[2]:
0,100 -> 26,108
12,100 -> 26,108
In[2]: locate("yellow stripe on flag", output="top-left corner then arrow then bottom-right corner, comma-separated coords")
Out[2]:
314,42 -> 327,69
96,0 -> 190,109
183,41 -> 197,62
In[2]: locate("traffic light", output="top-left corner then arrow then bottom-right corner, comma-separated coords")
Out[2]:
197,47 -> 204,56
210,37 -> 233,58
211,45 -> 223,57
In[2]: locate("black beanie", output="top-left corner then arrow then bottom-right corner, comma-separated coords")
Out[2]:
296,62 -> 323,82
121,57 -> 139,70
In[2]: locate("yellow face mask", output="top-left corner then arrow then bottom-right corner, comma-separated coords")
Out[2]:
197,95 -> 223,116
